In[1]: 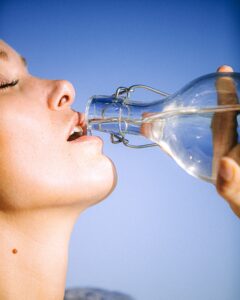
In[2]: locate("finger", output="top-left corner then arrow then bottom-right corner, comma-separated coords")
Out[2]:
211,65 -> 238,180
140,112 -> 154,138
140,112 -> 163,144
227,144 -> 240,165
140,112 -> 172,155
215,65 -> 236,105
217,157 -> 240,217
217,65 -> 234,72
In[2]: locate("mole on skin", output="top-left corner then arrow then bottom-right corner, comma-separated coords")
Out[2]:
12,249 -> 18,254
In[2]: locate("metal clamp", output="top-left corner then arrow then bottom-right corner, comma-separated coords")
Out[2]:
110,84 -> 170,149
110,133 -> 158,148
114,84 -> 170,99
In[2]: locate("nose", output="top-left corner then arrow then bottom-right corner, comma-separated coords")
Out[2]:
47,80 -> 76,111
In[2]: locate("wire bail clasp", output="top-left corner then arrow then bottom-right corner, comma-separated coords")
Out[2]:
110,84 -> 170,149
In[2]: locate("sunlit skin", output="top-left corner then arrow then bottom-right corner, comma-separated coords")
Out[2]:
0,40 -> 117,300
0,38 -> 239,299
215,65 -> 240,218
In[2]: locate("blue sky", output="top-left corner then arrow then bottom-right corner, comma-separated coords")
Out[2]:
1,1 -> 240,299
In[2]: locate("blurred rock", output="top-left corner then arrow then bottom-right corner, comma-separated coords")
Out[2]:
64,287 -> 135,300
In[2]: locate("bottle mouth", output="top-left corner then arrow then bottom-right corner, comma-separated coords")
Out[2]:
84,95 -> 130,136
85,96 -> 95,136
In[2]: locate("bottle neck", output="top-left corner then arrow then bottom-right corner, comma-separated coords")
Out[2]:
85,96 -> 165,137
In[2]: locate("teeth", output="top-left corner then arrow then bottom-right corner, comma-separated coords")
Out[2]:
67,125 -> 84,141
74,125 -> 83,133
71,125 -> 83,135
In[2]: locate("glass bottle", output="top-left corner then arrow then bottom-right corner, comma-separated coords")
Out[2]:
85,72 -> 240,183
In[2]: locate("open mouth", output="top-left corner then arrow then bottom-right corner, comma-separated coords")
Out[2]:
67,125 -> 84,141
66,112 -> 88,142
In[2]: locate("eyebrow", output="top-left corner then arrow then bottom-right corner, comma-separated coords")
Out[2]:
0,49 -> 28,67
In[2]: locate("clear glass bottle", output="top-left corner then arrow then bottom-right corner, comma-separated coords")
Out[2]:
85,72 -> 240,183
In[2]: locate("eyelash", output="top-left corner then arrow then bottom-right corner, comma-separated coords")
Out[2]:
0,79 -> 19,90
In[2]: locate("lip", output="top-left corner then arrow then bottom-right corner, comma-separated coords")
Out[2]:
68,135 -> 103,144
66,111 -> 87,141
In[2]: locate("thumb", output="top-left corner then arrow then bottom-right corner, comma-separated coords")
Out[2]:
216,157 -> 240,217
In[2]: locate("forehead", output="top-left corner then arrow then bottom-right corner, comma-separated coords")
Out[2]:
0,40 -> 20,59
0,40 -> 27,68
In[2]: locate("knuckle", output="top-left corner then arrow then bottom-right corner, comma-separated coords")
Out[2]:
216,178 -> 240,207
216,177 -> 231,196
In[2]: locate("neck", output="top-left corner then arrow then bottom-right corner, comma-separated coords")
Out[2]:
0,205 -> 83,300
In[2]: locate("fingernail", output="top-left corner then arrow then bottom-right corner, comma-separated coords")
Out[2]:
219,161 -> 233,182
217,65 -> 234,72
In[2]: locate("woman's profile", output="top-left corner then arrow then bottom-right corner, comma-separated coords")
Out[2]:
0,39 -> 239,300
0,39 -> 117,299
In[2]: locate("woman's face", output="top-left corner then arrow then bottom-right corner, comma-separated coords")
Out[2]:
0,40 -> 117,211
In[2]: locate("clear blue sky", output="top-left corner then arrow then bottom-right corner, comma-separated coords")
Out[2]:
1,1 -> 240,299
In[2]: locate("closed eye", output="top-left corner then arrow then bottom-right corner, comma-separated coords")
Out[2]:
0,79 -> 19,90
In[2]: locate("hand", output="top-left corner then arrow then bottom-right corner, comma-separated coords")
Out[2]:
214,65 -> 240,218
140,65 -> 240,218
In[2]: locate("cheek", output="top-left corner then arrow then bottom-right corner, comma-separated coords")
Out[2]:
0,133 -> 117,210
0,134 -> 62,208
0,102 -> 117,210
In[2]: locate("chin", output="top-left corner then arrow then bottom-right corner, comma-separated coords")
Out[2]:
69,154 -> 118,209
90,155 -> 117,205
96,156 -> 118,202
